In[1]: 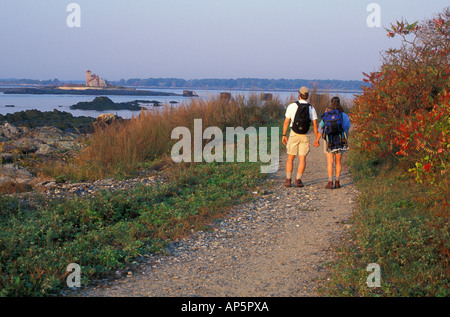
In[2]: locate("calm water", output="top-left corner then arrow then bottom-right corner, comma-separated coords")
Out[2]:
0,87 -> 360,119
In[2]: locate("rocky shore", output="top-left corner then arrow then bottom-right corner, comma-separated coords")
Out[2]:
0,116 -> 171,201
0,109 -> 94,133
0,114 -> 136,197
0,121 -> 82,192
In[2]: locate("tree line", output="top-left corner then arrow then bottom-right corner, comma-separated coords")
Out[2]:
114,78 -> 366,91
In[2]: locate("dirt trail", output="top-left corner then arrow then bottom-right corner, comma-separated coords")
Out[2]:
71,133 -> 358,297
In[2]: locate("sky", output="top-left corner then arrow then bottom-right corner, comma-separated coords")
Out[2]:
0,0 -> 448,82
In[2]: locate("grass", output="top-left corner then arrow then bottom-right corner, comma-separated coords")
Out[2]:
0,158 -> 269,296
0,93 -> 287,296
321,151 -> 449,297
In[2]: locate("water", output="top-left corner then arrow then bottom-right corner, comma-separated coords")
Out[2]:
0,86 -> 360,119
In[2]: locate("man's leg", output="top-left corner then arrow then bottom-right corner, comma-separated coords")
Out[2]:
297,155 -> 306,178
294,155 -> 306,187
285,154 -> 295,186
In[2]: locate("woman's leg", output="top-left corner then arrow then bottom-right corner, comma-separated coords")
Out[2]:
335,153 -> 342,188
325,153 -> 334,189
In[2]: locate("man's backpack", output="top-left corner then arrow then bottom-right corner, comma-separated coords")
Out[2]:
321,109 -> 347,152
291,101 -> 311,134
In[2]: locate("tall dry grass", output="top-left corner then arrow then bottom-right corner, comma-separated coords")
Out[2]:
46,93 -> 285,181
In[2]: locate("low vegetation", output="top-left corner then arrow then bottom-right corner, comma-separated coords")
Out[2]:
0,160 -> 266,296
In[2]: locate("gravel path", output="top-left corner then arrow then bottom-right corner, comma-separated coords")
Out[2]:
70,135 -> 358,297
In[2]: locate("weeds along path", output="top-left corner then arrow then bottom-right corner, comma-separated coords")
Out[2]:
73,133 -> 358,297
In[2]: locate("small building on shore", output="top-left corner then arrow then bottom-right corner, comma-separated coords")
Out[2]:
86,70 -> 107,88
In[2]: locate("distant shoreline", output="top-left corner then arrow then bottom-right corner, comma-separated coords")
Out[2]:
0,86 -> 183,97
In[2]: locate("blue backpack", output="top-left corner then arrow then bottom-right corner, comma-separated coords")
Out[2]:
321,110 -> 347,152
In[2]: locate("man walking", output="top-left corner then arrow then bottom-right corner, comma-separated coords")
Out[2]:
282,87 -> 320,187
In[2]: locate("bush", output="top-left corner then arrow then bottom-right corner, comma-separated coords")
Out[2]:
351,8 -> 450,208
323,8 -> 450,297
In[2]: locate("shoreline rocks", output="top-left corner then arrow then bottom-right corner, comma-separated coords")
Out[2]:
0,109 -> 94,133
1,120 -> 170,197
0,122 -> 83,194
71,96 -> 142,111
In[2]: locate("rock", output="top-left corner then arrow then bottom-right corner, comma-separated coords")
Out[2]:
0,164 -> 32,180
0,164 -> 34,193
0,109 -> 94,133
95,113 -> 123,125
0,122 -> 86,193
35,144 -> 56,156
72,96 -> 141,111
0,122 -> 23,139
11,139 -> 40,154
183,90 -> 198,97
1,123 -> 80,157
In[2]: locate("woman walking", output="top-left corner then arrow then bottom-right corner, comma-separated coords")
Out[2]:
316,97 -> 351,189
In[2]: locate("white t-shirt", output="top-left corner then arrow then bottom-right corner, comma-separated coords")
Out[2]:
285,100 -> 318,127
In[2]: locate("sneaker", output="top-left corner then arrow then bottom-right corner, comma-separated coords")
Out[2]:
294,179 -> 304,188
335,180 -> 341,189
284,178 -> 291,187
325,181 -> 334,189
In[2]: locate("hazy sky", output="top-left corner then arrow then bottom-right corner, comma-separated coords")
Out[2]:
0,0 -> 448,81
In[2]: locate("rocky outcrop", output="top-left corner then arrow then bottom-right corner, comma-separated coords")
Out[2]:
0,122 -> 82,193
71,96 -> 143,111
0,164 -> 34,193
0,109 -> 94,133
0,123 -> 81,157
183,90 -> 199,97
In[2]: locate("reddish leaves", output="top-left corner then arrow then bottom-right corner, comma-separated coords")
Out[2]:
352,9 -> 449,194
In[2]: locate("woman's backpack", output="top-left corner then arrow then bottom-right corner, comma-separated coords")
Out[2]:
321,110 -> 347,152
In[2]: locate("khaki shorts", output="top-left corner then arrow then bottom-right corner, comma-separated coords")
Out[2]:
286,131 -> 310,156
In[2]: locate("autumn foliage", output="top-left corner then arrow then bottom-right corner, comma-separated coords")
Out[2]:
351,9 -> 450,209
